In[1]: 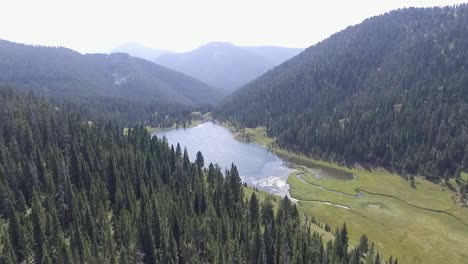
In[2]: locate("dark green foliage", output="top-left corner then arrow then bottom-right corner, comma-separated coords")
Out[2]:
196,151 -> 205,168
248,193 -> 260,228
374,253 -> 381,264
215,5 -> 468,179
0,39 -> 220,127
359,234 -> 369,256
0,87 -> 386,263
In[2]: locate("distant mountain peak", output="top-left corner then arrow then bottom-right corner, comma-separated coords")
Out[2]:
155,42 -> 303,91
111,42 -> 170,61
203,41 -> 234,47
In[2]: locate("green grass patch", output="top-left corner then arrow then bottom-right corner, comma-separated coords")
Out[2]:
287,161 -> 468,264
220,122 -> 273,146
237,127 -> 273,146
224,123 -> 468,264
243,186 -> 280,211
461,171 -> 468,182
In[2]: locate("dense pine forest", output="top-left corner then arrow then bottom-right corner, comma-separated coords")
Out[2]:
0,87 -> 391,263
48,96 -> 212,130
215,5 -> 468,179
0,39 -> 220,127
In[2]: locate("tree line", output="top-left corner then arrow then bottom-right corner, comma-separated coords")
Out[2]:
0,86 -> 392,263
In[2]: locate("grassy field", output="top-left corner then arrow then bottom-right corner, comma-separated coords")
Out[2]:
243,186 -> 280,210
288,166 -> 468,264
225,124 -> 468,264
219,123 -> 273,146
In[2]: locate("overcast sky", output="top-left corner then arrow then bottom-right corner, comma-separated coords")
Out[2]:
0,0 -> 466,53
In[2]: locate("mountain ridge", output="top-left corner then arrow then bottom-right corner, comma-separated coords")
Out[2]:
0,39 -> 220,106
155,42 -> 303,91
111,42 -> 170,61
215,5 -> 468,178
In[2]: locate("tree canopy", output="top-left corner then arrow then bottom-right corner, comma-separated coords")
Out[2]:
0,86 -> 389,263
215,5 -> 468,179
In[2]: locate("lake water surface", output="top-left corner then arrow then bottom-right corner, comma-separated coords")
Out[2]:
154,122 -> 293,196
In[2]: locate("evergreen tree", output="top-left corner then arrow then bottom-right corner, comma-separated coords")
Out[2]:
249,192 -> 260,228
359,234 -> 369,256
0,87 -> 385,264
195,151 -> 204,168
31,192 -> 46,263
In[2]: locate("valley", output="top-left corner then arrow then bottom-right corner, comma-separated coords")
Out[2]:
219,124 -> 468,264
1,2 -> 467,263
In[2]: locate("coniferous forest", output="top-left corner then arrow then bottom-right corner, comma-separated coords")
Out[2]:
0,86 -> 391,263
215,5 -> 468,179
0,39 -> 219,128
7,3 -> 468,263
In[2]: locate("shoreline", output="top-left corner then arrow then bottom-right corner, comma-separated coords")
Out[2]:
152,120 -> 468,263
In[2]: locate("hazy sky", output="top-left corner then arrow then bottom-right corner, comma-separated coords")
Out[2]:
1,0 -> 466,53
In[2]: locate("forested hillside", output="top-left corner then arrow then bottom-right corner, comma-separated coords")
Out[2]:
216,5 -> 468,179
0,39 -> 220,125
0,87 -> 390,263
155,42 -> 302,92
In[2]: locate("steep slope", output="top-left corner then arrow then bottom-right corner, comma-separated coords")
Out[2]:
111,42 -> 170,61
216,5 -> 468,179
155,42 -> 302,91
0,39 -> 220,106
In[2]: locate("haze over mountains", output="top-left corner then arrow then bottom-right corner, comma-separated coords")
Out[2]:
0,38 -> 302,126
0,39 -> 220,106
111,42 -> 170,62
154,42 -> 303,91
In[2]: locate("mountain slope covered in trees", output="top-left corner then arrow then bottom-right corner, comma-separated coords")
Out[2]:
0,87 -> 390,263
155,42 -> 303,92
0,39 -> 221,124
215,5 -> 468,179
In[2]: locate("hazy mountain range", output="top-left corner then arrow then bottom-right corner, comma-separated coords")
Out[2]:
111,42 -> 170,62
0,39 -> 220,106
155,42 -> 303,91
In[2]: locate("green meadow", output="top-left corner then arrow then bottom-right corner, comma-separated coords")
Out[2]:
231,125 -> 468,264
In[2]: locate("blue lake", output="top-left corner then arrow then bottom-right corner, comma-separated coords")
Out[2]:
154,122 -> 292,196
